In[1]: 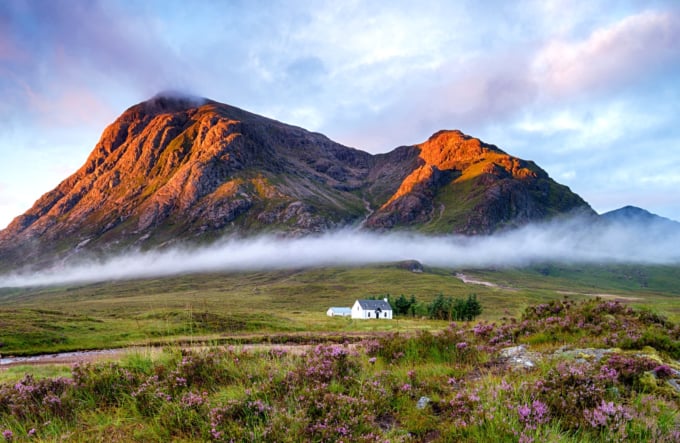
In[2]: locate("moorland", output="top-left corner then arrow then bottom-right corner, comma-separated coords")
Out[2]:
0,263 -> 678,441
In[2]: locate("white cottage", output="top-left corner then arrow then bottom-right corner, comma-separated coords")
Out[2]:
326,307 -> 352,317
351,299 -> 393,319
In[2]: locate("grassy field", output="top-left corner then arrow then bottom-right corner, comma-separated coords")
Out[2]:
0,297 -> 677,441
0,262 -> 678,356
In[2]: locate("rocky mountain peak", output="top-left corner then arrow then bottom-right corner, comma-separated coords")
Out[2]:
418,129 -> 498,168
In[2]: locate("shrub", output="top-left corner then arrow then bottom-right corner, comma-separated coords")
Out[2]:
0,374 -> 75,421
605,353 -> 658,388
534,361 -> 613,430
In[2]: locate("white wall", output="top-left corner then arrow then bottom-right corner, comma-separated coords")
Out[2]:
351,301 -> 392,319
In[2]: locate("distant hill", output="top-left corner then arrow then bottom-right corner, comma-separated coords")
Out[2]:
0,94 -> 592,270
601,206 -> 680,229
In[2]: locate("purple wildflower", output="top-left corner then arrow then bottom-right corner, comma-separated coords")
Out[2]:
653,364 -> 673,379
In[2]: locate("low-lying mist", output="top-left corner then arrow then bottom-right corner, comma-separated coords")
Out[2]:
1,215 -> 679,288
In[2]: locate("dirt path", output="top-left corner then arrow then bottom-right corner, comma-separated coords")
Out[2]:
455,272 -> 498,287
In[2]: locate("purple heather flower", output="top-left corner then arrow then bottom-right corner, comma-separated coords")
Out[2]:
517,404 -> 531,421
653,364 -> 673,379
531,400 -> 549,425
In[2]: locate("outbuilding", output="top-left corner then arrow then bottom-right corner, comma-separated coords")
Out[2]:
351,299 -> 393,319
326,307 -> 352,317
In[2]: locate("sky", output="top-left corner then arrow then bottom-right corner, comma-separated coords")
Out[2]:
1,0 -> 680,230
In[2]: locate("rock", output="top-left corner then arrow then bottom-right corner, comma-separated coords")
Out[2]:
666,378 -> 680,394
397,260 -> 424,273
500,345 -> 540,370
553,348 -> 616,364
416,396 -> 431,410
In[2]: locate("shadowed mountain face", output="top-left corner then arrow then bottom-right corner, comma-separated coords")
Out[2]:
602,206 -> 678,225
601,206 -> 680,233
0,94 -> 592,268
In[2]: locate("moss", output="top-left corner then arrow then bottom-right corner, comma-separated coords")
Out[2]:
638,371 -> 658,391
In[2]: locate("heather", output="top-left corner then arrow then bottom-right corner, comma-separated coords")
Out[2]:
0,299 -> 679,442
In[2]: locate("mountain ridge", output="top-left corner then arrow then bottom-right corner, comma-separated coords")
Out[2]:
0,94 -> 593,270
601,205 -> 680,231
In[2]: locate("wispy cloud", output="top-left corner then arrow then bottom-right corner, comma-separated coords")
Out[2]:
1,216 -> 678,288
533,10 -> 680,98
0,0 -> 191,127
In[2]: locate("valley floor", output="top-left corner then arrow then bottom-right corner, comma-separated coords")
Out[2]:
0,297 -> 678,442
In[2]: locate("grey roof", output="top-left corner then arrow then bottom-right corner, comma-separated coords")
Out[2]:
357,299 -> 392,310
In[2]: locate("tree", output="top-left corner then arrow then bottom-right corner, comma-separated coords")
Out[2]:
427,293 -> 482,321
394,294 -> 417,316
428,294 -> 452,320
452,298 -> 467,321
464,293 -> 482,321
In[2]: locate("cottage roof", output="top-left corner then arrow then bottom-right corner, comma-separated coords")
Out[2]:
356,299 -> 392,310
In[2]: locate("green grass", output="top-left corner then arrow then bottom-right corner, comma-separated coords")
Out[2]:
0,364 -> 72,384
421,176 -> 482,233
0,263 -> 677,355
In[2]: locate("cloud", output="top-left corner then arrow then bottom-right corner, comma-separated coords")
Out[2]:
533,10 -> 680,98
512,101 -> 661,151
0,0 -> 193,128
331,8 -> 680,153
1,215 -> 678,288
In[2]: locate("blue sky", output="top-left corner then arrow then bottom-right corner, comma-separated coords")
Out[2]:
1,0 -> 680,229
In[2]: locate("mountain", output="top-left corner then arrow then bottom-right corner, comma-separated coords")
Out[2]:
0,94 -> 592,270
601,206 -> 680,231
364,130 -> 590,234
